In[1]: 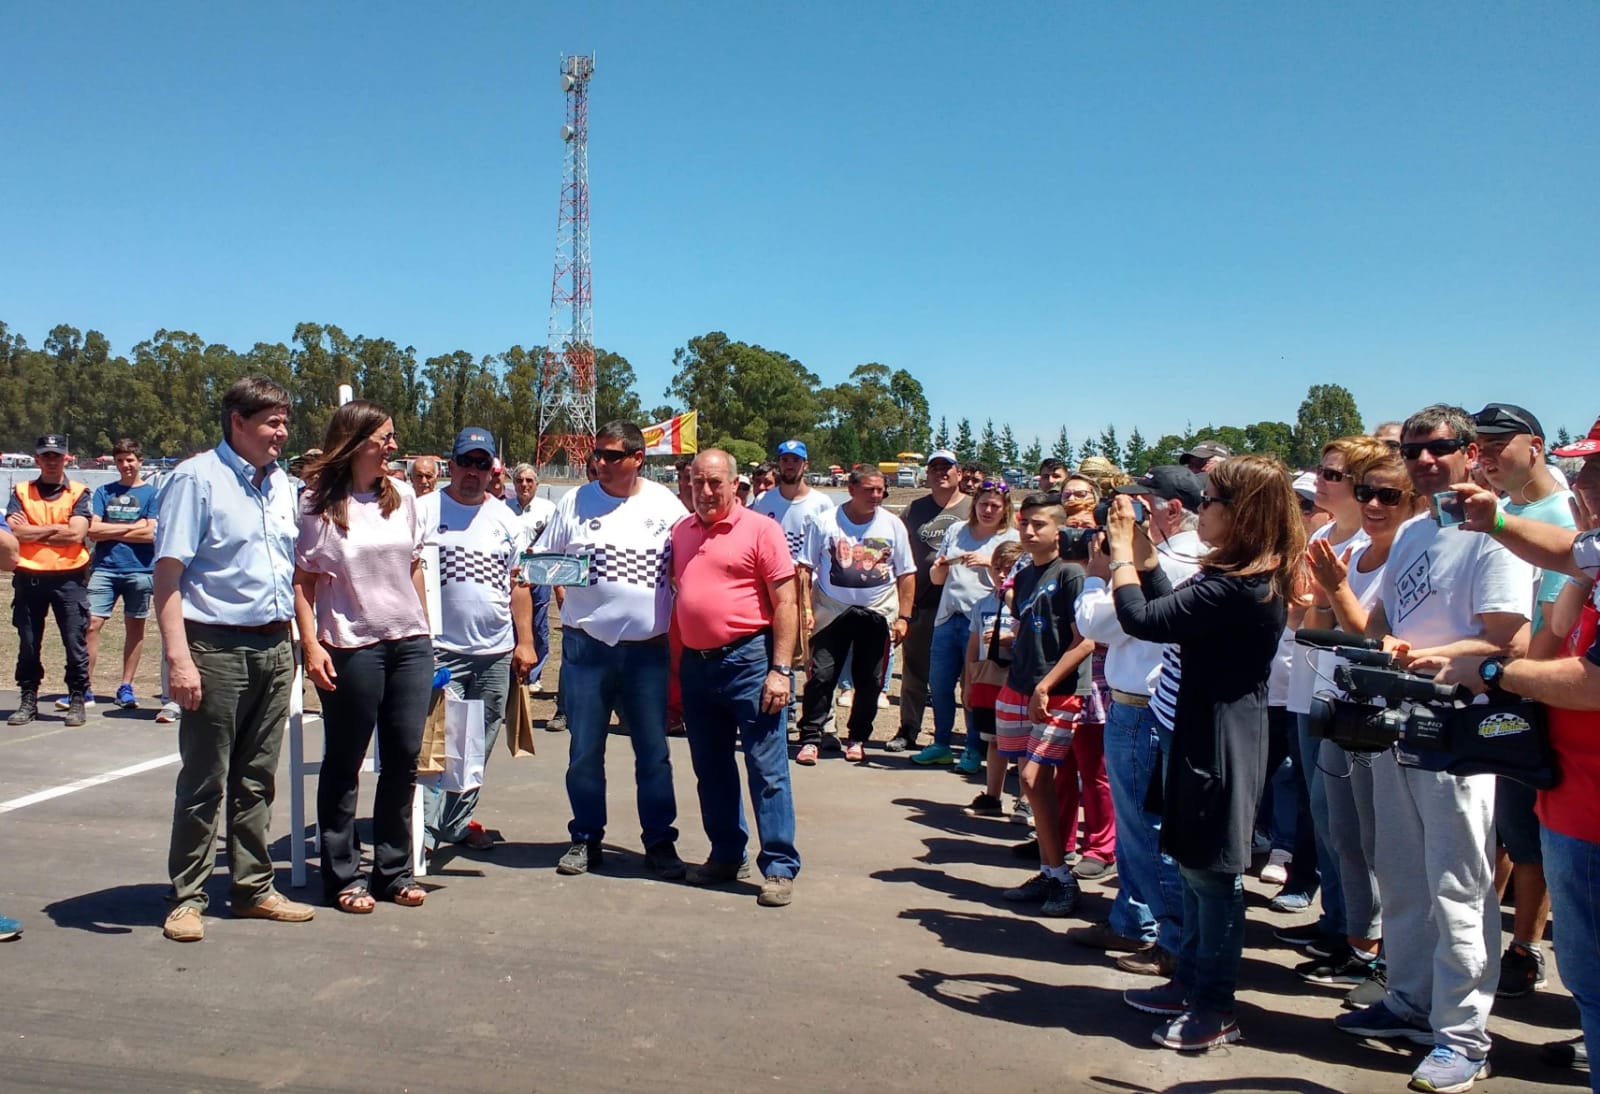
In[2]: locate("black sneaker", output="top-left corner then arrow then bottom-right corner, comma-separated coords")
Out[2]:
1274,922 -> 1329,948
962,793 -> 1004,817
556,840 -> 603,875
1496,942 -> 1548,998
1298,949 -> 1379,986
644,841 -> 687,880
1040,875 -> 1080,917
1541,1034 -> 1588,1070
1343,963 -> 1389,1009
1003,871 -> 1052,902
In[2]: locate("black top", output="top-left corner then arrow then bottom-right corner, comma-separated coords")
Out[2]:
1113,565 -> 1285,873
1006,556 -> 1086,697
902,493 -> 971,610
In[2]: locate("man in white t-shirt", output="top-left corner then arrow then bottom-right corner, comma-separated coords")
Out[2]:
794,466 -> 914,764
751,440 -> 835,659
1335,405 -> 1533,1094
510,463 -> 558,692
423,427 -> 537,854
538,420 -> 686,878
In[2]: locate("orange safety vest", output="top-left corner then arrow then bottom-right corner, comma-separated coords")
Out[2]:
13,480 -> 91,572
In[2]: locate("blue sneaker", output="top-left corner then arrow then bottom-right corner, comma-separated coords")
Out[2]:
1409,1046 -> 1490,1092
911,744 -> 955,766
954,749 -> 983,776
115,683 -> 137,709
1335,1002 -> 1434,1046
0,913 -> 20,941
55,690 -> 95,710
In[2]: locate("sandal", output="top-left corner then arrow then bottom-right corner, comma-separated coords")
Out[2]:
387,883 -> 426,908
334,886 -> 375,915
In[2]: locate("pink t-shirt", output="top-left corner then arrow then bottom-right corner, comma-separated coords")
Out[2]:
295,483 -> 429,649
671,503 -> 795,650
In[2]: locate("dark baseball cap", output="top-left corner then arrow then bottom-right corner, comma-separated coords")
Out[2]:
1179,441 -> 1231,465
452,427 -> 496,458
35,434 -> 68,456
1472,402 -> 1544,440
1116,465 -> 1203,512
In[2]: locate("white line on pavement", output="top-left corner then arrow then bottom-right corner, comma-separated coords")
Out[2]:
0,753 -> 182,814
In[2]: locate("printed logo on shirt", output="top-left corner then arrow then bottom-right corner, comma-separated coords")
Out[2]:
103,493 -> 144,523
828,536 -> 894,589
1394,552 -> 1433,624
1017,580 -> 1059,632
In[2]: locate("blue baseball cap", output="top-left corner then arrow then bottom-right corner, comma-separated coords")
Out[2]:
776,439 -> 808,459
452,427 -> 496,458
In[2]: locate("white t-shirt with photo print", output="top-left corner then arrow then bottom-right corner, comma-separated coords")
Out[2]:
540,478 -> 683,646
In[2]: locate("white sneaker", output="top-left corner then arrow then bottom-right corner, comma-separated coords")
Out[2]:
836,690 -> 853,708
1260,848 -> 1292,886
156,701 -> 181,724
877,693 -> 890,708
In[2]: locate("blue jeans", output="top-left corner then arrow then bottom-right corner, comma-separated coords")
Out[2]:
1541,825 -> 1600,1092
680,632 -> 800,878
422,647 -> 511,850
529,584 -> 551,687
1296,715 -> 1344,934
928,614 -> 971,749
1104,701 -> 1184,952
1177,865 -> 1246,1014
562,627 -> 677,848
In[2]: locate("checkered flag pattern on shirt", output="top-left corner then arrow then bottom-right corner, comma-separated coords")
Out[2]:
587,545 -> 670,589
439,544 -> 513,586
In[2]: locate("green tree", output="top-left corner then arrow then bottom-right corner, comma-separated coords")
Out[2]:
933,416 -> 950,451
1149,434 -> 1187,465
594,348 -> 644,427
1123,427 -> 1152,474
1555,426 -> 1573,448
1243,420 -> 1296,462
1292,383 -> 1364,467
1021,435 -> 1043,469
887,369 -> 931,455
667,332 -> 820,454
978,419 -> 1000,469
999,423 -> 1019,465
1052,427 -> 1074,465
954,418 -> 976,462
1097,425 -> 1120,464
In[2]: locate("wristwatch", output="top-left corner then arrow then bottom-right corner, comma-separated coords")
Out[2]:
1108,560 -> 1135,572
1478,657 -> 1507,692
897,615 -> 912,624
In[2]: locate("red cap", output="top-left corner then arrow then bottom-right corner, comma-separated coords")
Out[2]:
1553,415 -> 1600,459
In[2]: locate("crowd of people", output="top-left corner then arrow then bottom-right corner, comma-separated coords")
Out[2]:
2,381 -> 1598,1093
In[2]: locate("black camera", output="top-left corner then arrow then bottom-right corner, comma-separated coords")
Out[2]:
1296,629 -> 1556,789
1092,497 -> 1148,529
1059,526 -> 1095,562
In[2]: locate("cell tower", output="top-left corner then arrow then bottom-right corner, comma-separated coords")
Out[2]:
536,53 -> 596,468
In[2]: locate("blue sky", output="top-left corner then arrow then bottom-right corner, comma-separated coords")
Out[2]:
4,2 -> 1596,447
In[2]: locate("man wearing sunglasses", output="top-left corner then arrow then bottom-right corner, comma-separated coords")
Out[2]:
540,420 -> 687,879
1335,405 -> 1533,1093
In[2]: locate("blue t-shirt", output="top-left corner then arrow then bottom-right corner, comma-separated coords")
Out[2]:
91,482 -> 158,573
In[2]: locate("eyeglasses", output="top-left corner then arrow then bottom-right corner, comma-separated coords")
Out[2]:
1198,495 -> 1231,510
591,448 -> 637,463
1061,487 -> 1094,500
1354,484 -> 1408,507
978,480 -> 1009,493
1317,466 -> 1346,483
1399,438 -> 1466,460
454,453 -> 493,471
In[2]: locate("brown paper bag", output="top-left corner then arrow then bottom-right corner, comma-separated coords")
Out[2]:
505,680 -> 537,758
418,688 -> 448,775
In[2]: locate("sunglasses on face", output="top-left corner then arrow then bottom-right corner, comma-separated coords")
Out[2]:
454,453 -> 493,471
1317,466 -> 1346,483
1198,495 -> 1231,510
591,448 -> 637,463
1399,438 -> 1466,461
1354,484 -> 1408,506
978,480 -> 1009,493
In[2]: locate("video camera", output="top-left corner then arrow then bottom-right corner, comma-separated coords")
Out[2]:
1058,498 -> 1152,562
1296,629 -> 1556,789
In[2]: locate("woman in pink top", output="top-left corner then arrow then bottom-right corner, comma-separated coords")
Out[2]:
293,400 -> 432,913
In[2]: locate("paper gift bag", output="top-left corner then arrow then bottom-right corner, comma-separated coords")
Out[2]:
417,687 -> 448,775
505,680 -> 537,758
439,692 -> 486,793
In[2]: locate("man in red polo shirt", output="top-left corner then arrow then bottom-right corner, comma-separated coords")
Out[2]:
671,448 -> 801,907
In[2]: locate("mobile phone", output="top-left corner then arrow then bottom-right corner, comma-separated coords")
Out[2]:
1431,491 -> 1466,528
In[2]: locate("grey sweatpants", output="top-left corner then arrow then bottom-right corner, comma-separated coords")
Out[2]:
1371,749 -> 1499,1058
1320,740 -> 1382,940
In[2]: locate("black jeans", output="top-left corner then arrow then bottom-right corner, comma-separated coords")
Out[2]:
315,635 -> 433,901
12,568 -> 90,691
896,604 -> 937,743
799,608 -> 892,745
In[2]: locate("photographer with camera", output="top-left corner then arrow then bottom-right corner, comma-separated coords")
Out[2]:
1332,405 -> 1533,1094
1108,456 -> 1304,1051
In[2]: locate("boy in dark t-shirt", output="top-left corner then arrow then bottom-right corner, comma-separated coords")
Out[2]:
995,492 -> 1094,916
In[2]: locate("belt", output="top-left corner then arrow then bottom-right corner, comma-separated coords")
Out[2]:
570,626 -> 668,648
1111,688 -> 1151,709
191,620 -> 292,636
685,629 -> 771,659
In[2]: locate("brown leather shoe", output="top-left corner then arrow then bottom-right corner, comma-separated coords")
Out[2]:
758,875 -> 794,907
1117,945 -> 1178,977
1066,920 -> 1149,953
231,892 -> 315,922
162,906 -> 204,942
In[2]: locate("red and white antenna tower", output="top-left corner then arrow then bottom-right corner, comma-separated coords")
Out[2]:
536,54 -> 596,468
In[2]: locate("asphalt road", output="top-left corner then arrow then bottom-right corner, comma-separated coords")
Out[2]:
0,689 -> 1585,1093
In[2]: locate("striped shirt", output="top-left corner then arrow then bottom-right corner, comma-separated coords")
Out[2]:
1148,530 -> 1205,732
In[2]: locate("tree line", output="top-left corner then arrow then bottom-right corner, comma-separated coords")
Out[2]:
0,320 -> 1369,475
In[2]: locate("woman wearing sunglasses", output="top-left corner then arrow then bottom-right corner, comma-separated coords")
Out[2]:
1298,444 -> 1426,993
1106,455 -> 1305,1050
918,482 -> 1019,768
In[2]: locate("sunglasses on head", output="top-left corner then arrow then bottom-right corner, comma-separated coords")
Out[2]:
454,453 -> 493,471
1354,484 -> 1408,506
591,448 -> 637,463
978,480 -> 1009,493
1317,466 -> 1346,483
1399,438 -> 1466,460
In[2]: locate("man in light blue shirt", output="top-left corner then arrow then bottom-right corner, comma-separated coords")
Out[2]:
153,376 -> 313,943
